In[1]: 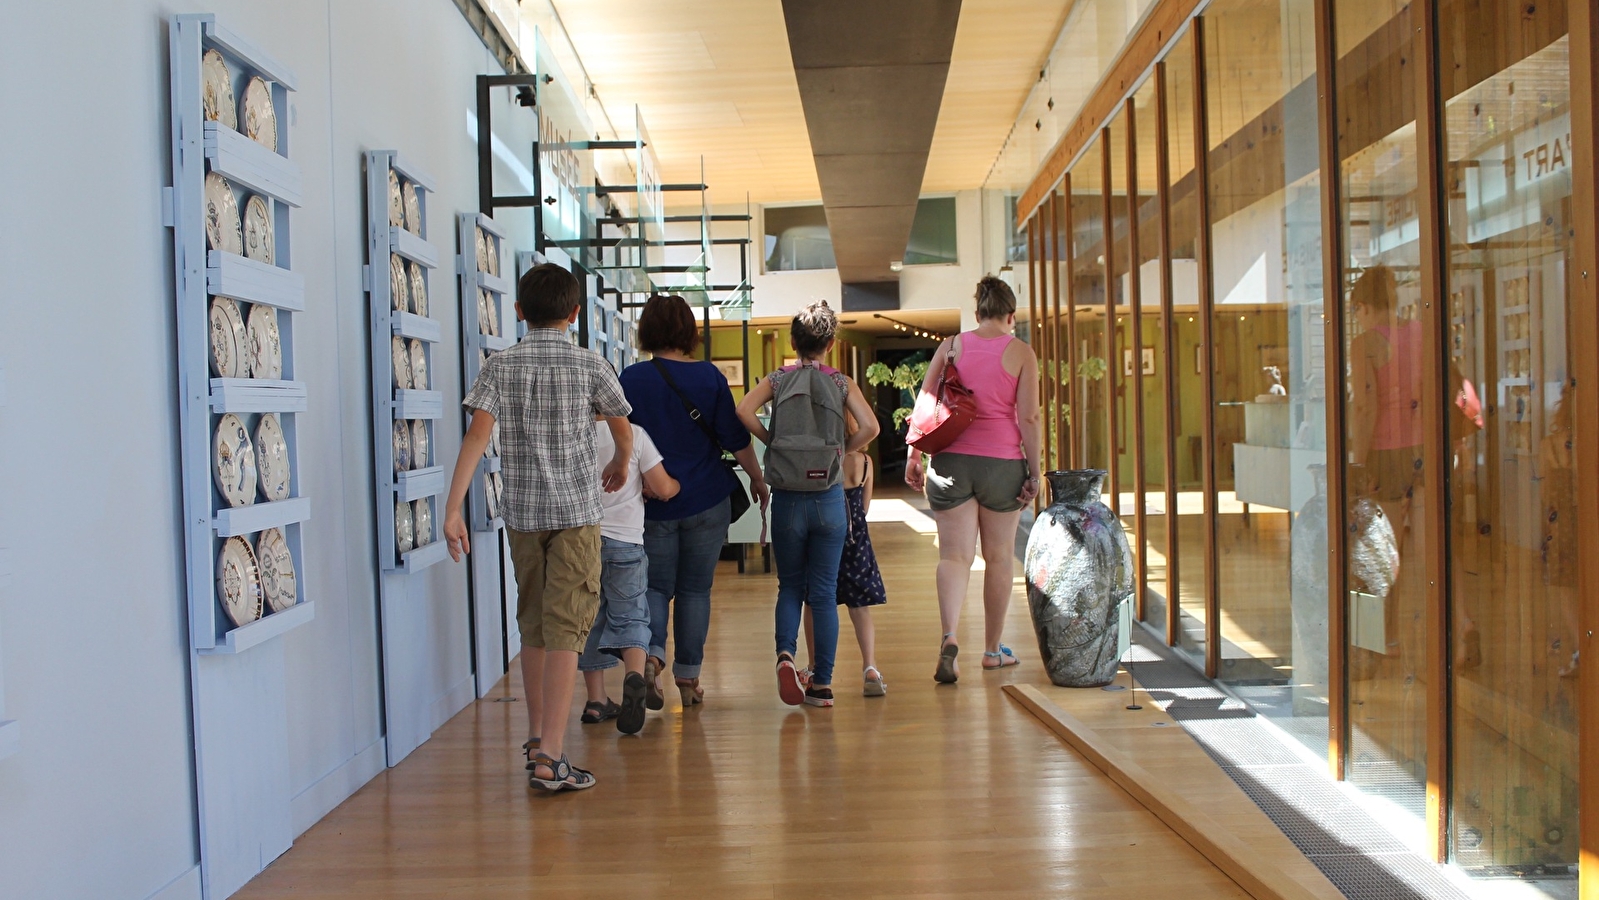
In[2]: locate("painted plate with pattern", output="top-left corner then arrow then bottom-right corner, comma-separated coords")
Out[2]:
247,303 -> 282,380
255,413 -> 292,502
389,254 -> 409,313
477,289 -> 492,335
256,527 -> 298,613
392,419 -> 411,475
474,227 -> 488,273
202,49 -> 238,130
388,170 -> 405,229
392,335 -> 411,389
408,339 -> 427,391
484,472 -> 499,520
241,76 -> 277,151
217,535 -> 262,628
413,498 -> 433,547
209,296 -> 248,379
486,233 -> 499,276
395,498 -> 415,555
204,173 -> 243,255
242,194 -> 274,264
486,291 -> 501,337
411,419 -> 429,469
403,182 -> 422,236
408,262 -> 428,317
213,413 -> 258,508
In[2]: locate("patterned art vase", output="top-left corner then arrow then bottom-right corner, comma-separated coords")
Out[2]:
1024,469 -> 1133,688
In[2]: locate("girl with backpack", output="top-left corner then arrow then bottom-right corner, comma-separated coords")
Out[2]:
736,301 -> 880,707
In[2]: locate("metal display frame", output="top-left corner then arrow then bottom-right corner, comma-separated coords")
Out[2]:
365,150 -> 448,574
167,15 -> 313,897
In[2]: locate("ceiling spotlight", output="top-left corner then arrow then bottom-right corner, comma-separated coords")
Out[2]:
890,260 -> 904,272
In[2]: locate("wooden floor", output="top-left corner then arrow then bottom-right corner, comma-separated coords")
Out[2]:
238,493 -> 1256,899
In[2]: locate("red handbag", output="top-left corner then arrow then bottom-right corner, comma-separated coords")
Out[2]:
906,353 -> 977,455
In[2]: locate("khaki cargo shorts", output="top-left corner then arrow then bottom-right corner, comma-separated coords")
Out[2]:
925,452 -> 1028,513
506,523 -> 601,652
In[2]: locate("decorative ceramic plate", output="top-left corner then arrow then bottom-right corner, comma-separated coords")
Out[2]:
214,413 -> 258,508
202,49 -> 237,130
256,527 -> 298,613
486,291 -> 500,337
411,419 -> 429,469
209,296 -> 248,379
242,194 -> 274,264
392,335 -> 411,389
413,498 -> 433,546
475,227 -> 488,273
408,339 -> 427,391
389,254 -> 409,313
246,303 -> 282,380
486,233 -> 499,276
241,76 -> 276,151
476,289 -> 491,335
484,473 -> 499,520
388,170 -> 405,229
255,413 -> 291,502
403,182 -> 423,236
392,419 -> 411,475
204,173 -> 243,255
408,262 -> 428,317
217,535 -> 262,628
395,498 -> 415,555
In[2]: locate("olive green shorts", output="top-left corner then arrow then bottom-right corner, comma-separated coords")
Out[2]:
925,452 -> 1028,513
506,523 -> 601,652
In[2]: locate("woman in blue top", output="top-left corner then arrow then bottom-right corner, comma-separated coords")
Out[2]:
620,295 -> 769,709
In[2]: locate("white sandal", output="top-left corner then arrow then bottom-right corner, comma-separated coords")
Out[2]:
863,666 -> 886,697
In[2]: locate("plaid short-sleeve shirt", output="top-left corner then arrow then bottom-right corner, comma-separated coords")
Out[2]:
463,328 -> 631,532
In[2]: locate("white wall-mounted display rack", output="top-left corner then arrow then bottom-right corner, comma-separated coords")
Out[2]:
167,14 -> 310,898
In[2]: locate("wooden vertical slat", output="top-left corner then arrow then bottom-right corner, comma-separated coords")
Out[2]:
1192,15 -> 1221,679
1156,59 -> 1181,646
1415,0 -> 1451,863
1311,0 -> 1350,780
1063,175 -> 1080,469
1039,203 -> 1055,488
1047,196 -> 1061,477
1029,215 -> 1043,515
1053,191 -> 1069,470
1101,126 -> 1120,513
1568,0 -> 1599,894
1126,95 -> 1148,623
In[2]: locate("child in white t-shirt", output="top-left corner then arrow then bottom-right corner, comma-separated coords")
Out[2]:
579,420 -> 679,735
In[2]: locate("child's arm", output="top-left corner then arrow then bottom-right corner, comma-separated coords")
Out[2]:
640,461 -> 681,501
444,409 -> 495,562
601,416 -> 632,493
862,453 -> 874,514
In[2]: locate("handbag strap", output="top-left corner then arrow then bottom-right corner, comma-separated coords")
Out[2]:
651,357 -> 727,454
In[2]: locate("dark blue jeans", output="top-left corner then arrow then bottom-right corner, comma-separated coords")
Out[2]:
771,485 -> 847,686
642,496 -> 731,680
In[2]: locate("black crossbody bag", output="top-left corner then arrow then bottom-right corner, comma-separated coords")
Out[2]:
650,358 -> 753,523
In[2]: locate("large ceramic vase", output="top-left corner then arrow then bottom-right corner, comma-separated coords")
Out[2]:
1024,470 -> 1133,688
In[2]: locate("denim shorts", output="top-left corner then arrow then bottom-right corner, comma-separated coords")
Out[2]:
578,537 -> 651,672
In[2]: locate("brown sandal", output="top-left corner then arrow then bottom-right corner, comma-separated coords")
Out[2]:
675,677 -> 704,707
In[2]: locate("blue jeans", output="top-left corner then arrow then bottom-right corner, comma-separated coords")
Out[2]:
771,485 -> 847,686
578,538 -> 651,672
642,496 -> 731,679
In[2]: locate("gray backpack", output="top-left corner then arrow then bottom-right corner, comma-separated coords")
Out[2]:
764,364 -> 847,491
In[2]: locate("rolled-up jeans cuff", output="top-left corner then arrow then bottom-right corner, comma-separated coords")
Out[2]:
649,644 -> 667,663
577,653 -> 620,673
673,662 -> 702,679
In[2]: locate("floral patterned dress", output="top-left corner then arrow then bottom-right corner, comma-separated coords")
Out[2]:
836,456 -> 886,608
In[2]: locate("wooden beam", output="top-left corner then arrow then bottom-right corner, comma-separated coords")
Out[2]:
1192,15 -> 1221,680
1156,59 -> 1182,646
1052,191 -> 1069,470
1015,0 -> 1212,228
1063,175 -> 1080,469
1042,198 -> 1056,481
1569,0 -> 1599,895
1127,95 -> 1149,624
1311,0 -> 1349,781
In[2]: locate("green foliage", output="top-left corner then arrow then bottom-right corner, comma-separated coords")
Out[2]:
1078,355 -> 1108,381
867,353 -> 932,433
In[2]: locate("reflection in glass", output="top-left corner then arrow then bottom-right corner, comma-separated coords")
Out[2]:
1070,138 -> 1110,491
1439,0 -> 1576,873
1334,0 -> 1428,829
1131,77 -> 1169,637
1201,0 -> 1328,757
1164,31 -> 1208,663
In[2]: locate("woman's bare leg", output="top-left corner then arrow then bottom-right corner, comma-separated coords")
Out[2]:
977,506 -> 1023,656
934,500 -> 980,644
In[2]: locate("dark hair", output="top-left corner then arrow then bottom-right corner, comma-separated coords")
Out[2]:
1350,265 -> 1397,316
636,294 -> 700,355
974,275 -> 1017,320
517,263 -> 583,326
790,300 -> 838,358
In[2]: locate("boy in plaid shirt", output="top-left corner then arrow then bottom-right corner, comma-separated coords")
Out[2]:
445,263 -> 631,792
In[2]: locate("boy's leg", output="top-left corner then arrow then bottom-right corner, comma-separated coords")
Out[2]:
532,525 -> 602,774
642,519 -> 678,671
522,647 -> 545,738
578,600 -> 615,706
507,529 -> 551,744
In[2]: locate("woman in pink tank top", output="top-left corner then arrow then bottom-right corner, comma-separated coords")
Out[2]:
905,277 -> 1042,684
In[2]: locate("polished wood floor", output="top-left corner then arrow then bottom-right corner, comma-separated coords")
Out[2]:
238,492 -> 1253,899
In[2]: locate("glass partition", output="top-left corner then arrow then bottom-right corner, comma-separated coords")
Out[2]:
1132,77 -> 1168,637
1070,137 -> 1109,487
1333,0 -> 1428,830
1438,0 -> 1577,872
1164,31 -> 1208,662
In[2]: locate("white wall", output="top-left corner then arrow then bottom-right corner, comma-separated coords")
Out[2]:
0,3 -> 539,898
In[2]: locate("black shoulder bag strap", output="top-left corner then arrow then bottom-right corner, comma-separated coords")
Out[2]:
650,358 -> 754,525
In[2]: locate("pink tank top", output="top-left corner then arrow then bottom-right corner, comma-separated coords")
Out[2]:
1372,321 -> 1423,450
941,331 -> 1024,459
